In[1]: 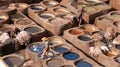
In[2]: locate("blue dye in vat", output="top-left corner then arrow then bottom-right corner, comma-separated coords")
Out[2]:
115,45 -> 120,50
38,53 -> 48,59
78,35 -> 92,41
75,61 -> 93,67
63,52 -> 79,60
38,51 -> 55,59
29,44 -> 45,53
54,46 -> 69,53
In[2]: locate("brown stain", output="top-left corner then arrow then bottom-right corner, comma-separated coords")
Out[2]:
69,29 -> 83,35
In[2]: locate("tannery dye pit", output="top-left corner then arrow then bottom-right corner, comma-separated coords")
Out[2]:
75,60 -> 93,67
78,35 -> 92,41
63,52 -> 80,60
24,27 -> 41,33
0,0 -> 120,67
30,5 -> 45,10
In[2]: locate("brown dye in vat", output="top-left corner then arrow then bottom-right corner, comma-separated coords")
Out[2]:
69,29 -> 83,35
16,20 -> 31,25
47,59 -> 63,67
24,27 -> 41,33
4,57 -> 21,66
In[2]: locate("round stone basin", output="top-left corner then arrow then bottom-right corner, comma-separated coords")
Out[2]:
78,35 -> 92,41
49,18 -> 66,25
115,45 -> 120,50
99,17 -> 112,23
3,54 -> 24,67
30,5 -> 45,11
69,28 -> 83,35
24,26 -> 41,34
49,18 -> 67,25
15,3 -> 28,9
75,60 -> 93,67
39,13 -> 55,19
54,46 -> 69,53
113,21 -> 120,28
47,59 -> 63,67
43,1 -> 59,7
49,37 -> 64,46
29,43 -> 45,53
16,20 -> 32,25
80,25 -> 99,34
84,6 -> 98,14
54,7 -> 69,14
114,55 -> 120,64
63,52 -> 79,60
110,12 -> 120,18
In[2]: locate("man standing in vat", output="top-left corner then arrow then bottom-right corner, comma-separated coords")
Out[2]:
41,37 -> 54,59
